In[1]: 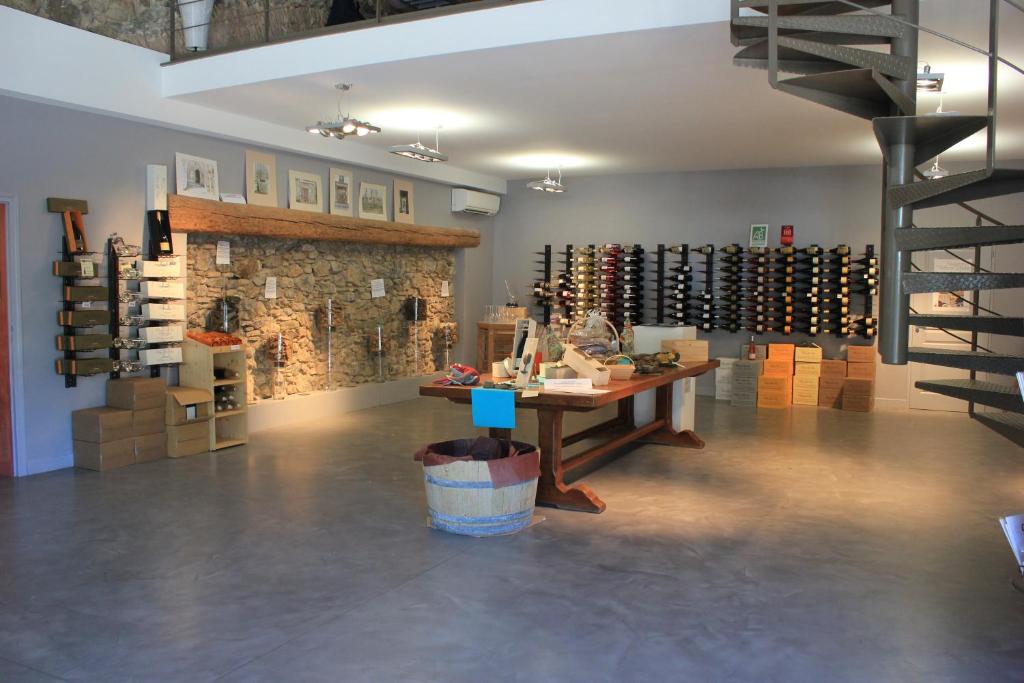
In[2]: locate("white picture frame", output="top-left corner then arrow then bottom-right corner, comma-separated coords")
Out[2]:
288,170 -> 324,213
245,150 -> 278,207
394,179 -> 414,224
930,257 -> 972,315
175,153 -> 219,200
359,182 -> 388,221
329,167 -> 354,217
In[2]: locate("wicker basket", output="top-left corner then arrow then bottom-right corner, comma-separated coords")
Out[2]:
604,355 -> 636,381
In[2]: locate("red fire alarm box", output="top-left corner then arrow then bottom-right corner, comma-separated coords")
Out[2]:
780,225 -> 794,246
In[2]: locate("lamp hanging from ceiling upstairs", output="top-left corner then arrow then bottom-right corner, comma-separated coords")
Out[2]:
916,62 -> 944,93
389,127 -> 449,163
527,168 -> 566,194
305,83 -> 381,140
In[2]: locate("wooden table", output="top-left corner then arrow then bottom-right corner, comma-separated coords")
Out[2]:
419,361 -> 719,513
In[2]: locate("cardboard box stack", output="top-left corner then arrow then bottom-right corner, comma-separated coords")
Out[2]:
758,344 -> 794,408
715,358 -> 739,401
166,386 -> 214,458
843,346 -> 876,411
792,345 -> 822,405
72,407 -> 133,471
107,377 -> 167,464
730,359 -> 762,407
818,359 -> 847,408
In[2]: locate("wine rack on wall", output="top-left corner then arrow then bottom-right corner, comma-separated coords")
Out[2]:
529,243 -> 878,338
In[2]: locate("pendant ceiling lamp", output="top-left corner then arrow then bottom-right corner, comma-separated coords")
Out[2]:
527,168 -> 566,193
923,157 -> 949,180
305,83 -> 381,140
916,62 -> 944,93
389,127 -> 448,163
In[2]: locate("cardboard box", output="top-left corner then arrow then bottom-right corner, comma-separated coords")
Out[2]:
661,339 -> 709,363
846,361 -> 876,380
842,393 -> 875,412
72,406 -> 132,443
107,377 -> 166,410
167,419 -> 211,458
168,436 -> 210,458
132,407 -> 165,436
757,375 -> 792,408
139,325 -> 184,344
794,362 -> 822,378
142,303 -> 186,321
843,378 -> 874,396
768,343 -> 795,361
820,359 -> 848,379
792,375 -> 819,406
140,280 -> 185,300
763,359 -> 794,377
166,386 -> 214,426
137,255 -> 182,278
794,346 -> 823,363
140,346 -> 183,366
739,343 -> 768,360
846,345 -> 876,363
732,359 -> 764,377
134,432 -> 167,463
73,438 -> 134,471
818,377 -> 845,408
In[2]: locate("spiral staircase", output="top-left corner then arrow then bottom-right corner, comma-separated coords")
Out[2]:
731,0 -> 1024,445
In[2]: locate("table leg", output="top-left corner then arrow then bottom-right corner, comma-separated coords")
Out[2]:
489,427 -> 512,440
535,408 -> 606,513
640,382 -> 706,449
476,329 -> 486,371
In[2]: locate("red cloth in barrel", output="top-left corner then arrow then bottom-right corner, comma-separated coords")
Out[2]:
414,437 -> 540,489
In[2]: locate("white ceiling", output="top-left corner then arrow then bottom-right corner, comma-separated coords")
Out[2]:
175,0 -> 1024,180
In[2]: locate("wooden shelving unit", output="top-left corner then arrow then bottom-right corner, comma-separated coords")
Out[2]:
181,338 -> 248,451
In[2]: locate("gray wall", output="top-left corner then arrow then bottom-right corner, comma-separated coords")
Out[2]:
0,94 -> 495,475
493,165 -> 1024,400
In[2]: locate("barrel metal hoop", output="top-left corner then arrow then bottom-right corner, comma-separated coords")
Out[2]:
427,507 -> 533,525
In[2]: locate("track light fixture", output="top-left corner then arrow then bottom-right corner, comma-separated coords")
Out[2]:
305,84 -> 381,140
527,168 -> 566,193
389,127 -> 449,163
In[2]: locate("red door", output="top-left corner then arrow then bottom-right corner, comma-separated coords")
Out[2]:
0,203 -> 12,476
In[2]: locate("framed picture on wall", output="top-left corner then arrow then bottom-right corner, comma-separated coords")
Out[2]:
393,179 -> 414,224
288,170 -> 323,213
359,182 -> 388,221
245,150 -> 278,207
930,258 -> 972,315
175,153 -> 219,200
329,167 -> 354,217
749,223 -> 769,248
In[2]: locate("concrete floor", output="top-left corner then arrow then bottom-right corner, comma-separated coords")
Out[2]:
1,398 -> 1023,682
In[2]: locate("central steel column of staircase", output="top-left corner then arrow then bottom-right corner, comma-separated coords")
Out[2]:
731,0 -> 1024,446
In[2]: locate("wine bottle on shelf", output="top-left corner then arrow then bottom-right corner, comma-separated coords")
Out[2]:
692,245 -> 714,255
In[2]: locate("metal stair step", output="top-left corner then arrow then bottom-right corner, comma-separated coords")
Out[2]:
973,412 -> 1024,448
902,271 -> 1024,294
873,115 -> 990,167
894,225 -> 1024,251
909,314 -> 1024,336
734,41 -> 851,74
777,37 -> 915,79
915,379 -> 1024,412
734,14 -> 904,38
907,347 -> 1023,375
738,0 -> 893,15
889,168 -> 1024,209
778,68 -> 914,119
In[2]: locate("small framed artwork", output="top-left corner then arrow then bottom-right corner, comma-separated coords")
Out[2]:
175,153 -> 219,200
359,182 -> 388,221
329,167 -> 354,217
749,223 -> 769,248
288,170 -> 323,213
393,179 -> 414,224
245,150 -> 278,207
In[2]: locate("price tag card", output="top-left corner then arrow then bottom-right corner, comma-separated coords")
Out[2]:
264,276 -> 277,299
441,280 -> 450,298
80,260 -> 95,277
370,278 -> 386,299
216,240 -> 230,265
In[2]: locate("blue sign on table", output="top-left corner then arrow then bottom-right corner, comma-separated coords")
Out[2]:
471,388 -> 516,429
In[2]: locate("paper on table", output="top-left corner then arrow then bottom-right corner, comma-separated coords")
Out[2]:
543,378 -> 609,395
1000,514 -> 1024,568
521,389 -> 541,398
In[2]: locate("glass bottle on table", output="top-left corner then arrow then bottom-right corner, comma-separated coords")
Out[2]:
620,319 -> 635,356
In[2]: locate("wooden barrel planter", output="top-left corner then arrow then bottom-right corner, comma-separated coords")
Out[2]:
415,438 -> 540,537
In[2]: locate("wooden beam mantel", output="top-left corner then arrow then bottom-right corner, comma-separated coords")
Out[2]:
168,194 -> 480,248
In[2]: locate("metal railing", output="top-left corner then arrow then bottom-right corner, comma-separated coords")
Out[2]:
167,0 -> 535,62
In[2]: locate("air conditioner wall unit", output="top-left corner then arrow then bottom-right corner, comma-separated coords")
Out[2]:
451,188 -> 500,216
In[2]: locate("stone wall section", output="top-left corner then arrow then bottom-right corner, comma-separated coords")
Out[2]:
186,234 -> 455,403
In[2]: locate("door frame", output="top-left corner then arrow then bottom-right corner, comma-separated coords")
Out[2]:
0,195 -> 26,476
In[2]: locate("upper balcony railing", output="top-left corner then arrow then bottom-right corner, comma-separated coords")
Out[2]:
168,0 -> 535,62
